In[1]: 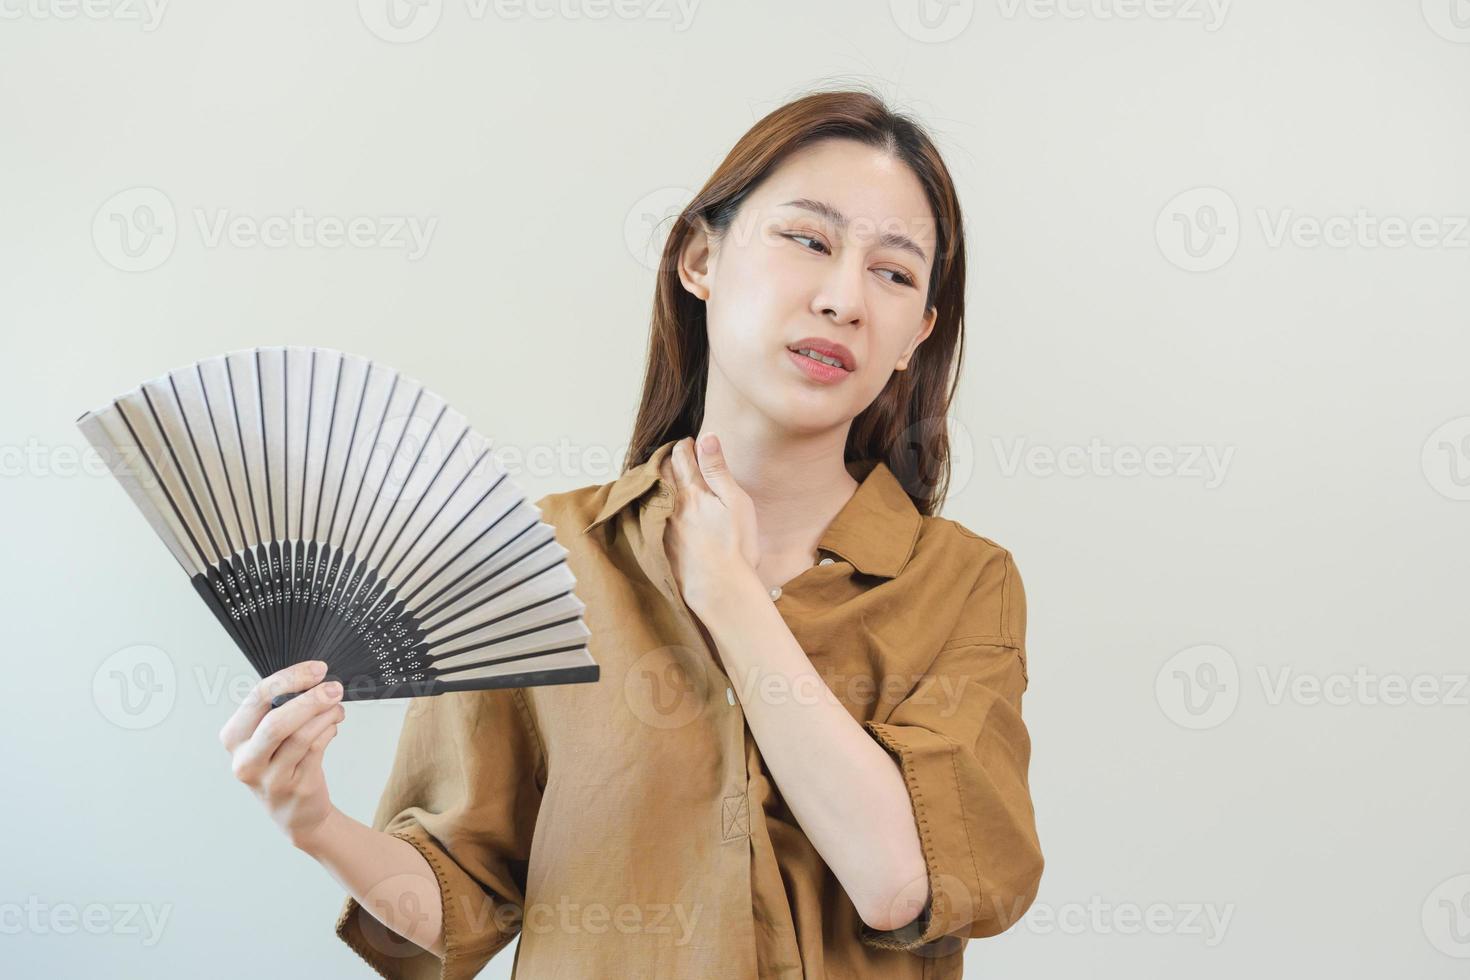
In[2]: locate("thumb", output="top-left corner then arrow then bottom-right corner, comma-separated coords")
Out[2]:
695,434 -> 737,498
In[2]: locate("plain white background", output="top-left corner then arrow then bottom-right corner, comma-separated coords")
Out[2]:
2,1 -> 1467,976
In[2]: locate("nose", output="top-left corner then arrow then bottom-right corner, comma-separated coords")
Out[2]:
811,252 -> 868,326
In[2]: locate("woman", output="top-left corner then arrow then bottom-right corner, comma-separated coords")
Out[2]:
220,86 -> 1043,979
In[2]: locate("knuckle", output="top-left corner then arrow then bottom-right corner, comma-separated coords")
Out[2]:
230,756 -> 255,785
260,770 -> 290,800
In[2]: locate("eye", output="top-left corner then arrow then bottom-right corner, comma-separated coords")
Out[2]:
784,231 -> 830,254
785,230 -> 918,288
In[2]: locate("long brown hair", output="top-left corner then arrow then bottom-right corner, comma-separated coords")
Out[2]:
624,84 -> 968,517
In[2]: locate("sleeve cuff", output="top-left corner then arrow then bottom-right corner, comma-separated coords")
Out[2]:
859,721 -> 975,951
334,823 -> 519,980
859,719 -> 1042,952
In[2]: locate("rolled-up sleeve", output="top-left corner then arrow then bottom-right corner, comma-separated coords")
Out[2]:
334,684 -> 545,980
860,548 -> 1043,952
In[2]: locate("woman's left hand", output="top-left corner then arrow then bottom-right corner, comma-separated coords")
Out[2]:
660,434 -> 760,614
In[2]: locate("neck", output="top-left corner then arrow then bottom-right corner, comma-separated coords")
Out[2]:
695,373 -> 860,567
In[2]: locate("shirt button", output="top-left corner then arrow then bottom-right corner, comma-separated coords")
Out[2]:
725,686 -> 736,706
768,586 -> 782,601
818,557 -> 834,566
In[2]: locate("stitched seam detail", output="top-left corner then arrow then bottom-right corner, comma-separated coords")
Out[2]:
393,829 -> 464,968
391,828 -> 517,969
721,793 -> 750,841
938,634 -> 1021,652
334,831 -> 456,976
863,723 -> 949,950
934,639 -> 1028,690
898,502 -> 922,574
336,898 -> 397,979
510,687 -> 547,784
1000,551 -> 1012,644
948,737 -> 983,935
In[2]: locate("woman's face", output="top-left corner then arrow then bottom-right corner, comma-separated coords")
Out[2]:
679,137 -> 939,436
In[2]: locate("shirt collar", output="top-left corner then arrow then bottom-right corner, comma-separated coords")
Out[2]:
581,438 -> 923,579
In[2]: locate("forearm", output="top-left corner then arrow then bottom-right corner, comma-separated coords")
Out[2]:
297,807 -> 447,957
696,571 -> 929,930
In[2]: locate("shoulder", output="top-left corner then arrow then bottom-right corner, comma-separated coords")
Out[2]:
532,479 -> 617,534
914,515 -> 1027,650
915,514 -> 1021,582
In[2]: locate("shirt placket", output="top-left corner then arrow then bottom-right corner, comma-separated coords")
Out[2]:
633,490 -> 759,980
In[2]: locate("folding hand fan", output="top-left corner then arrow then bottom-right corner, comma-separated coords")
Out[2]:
76,346 -> 598,708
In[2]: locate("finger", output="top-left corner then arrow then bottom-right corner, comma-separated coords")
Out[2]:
271,698 -> 345,774
234,680 -> 343,783
220,660 -> 328,752
293,722 -> 339,784
671,437 -> 709,494
694,433 -> 734,499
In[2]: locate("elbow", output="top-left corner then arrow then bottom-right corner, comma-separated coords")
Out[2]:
860,846 -> 1047,940
861,902 -> 922,934
859,865 -> 932,934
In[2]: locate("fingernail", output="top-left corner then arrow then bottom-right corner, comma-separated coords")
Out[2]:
310,660 -> 328,675
325,681 -> 343,697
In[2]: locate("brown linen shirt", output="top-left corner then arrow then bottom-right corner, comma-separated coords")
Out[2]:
334,437 -> 1043,979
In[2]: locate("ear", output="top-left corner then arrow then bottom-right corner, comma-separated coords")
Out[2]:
902,305 -> 938,361
677,218 -> 716,302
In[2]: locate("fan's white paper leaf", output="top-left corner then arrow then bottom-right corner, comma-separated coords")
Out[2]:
77,346 -> 600,706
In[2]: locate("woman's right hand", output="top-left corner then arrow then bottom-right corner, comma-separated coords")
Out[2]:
219,660 -> 346,851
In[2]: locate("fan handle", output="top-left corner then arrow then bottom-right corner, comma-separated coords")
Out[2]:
268,675 -> 342,711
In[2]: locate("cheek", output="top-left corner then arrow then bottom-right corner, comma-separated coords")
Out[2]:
725,236 -> 813,307
852,364 -> 897,409
706,251 -> 796,354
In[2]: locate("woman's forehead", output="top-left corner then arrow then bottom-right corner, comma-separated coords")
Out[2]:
748,144 -> 936,249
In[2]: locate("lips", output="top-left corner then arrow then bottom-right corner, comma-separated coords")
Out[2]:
785,337 -> 856,371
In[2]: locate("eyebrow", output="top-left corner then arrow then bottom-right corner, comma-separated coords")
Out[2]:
778,198 -> 929,264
